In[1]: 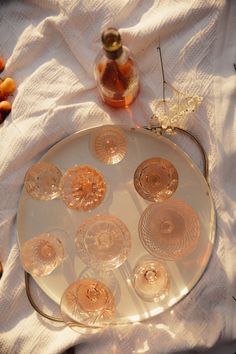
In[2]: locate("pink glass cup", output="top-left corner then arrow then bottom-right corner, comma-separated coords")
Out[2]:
134,157 -> 178,202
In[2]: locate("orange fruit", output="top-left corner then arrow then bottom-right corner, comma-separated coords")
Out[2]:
0,57 -> 5,73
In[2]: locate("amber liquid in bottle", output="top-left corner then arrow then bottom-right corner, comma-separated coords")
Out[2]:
94,28 -> 139,108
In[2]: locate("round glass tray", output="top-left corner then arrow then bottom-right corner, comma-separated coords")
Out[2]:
17,125 -> 215,327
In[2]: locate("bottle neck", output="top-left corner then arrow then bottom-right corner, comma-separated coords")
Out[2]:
104,46 -> 123,60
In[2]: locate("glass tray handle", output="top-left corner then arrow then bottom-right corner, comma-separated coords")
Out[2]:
144,126 -> 209,182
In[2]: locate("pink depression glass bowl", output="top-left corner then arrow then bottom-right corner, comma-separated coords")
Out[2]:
134,157 -> 178,202
139,199 -> 200,260
24,162 -> 62,200
59,165 -> 106,211
75,215 -> 131,271
90,125 -> 127,165
20,233 -> 64,277
60,278 -> 115,327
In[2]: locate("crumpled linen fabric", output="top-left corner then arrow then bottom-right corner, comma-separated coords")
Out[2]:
0,0 -> 236,353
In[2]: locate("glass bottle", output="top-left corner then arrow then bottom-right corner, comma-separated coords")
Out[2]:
94,28 -> 139,108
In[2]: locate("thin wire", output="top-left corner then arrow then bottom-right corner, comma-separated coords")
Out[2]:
153,42 -> 208,181
157,45 -> 166,102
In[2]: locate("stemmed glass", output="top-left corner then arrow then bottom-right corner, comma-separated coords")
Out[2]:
133,259 -> 169,302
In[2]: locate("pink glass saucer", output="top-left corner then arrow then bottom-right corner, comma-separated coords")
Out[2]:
24,162 -> 62,200
20,233 -> 64,277
139,199 -> 200,260
59,165 -> 106,211
75,215 -> 131,271
134,157 -> 178,202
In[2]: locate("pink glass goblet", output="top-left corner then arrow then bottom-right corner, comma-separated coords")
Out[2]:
133,259 -> 169,302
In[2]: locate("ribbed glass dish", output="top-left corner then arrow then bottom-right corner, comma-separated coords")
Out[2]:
138,199 -> 200,261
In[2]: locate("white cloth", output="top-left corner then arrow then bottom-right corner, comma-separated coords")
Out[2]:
0,0 -> 236,353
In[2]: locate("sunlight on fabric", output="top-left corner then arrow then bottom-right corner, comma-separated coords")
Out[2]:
133,340 -> 150,353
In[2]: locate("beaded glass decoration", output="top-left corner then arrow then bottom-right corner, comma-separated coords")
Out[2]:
149,46 -> 202,132
150,83 -> 202,130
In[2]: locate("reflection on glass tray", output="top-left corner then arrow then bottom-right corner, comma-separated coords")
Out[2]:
17,125 -> 215,328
